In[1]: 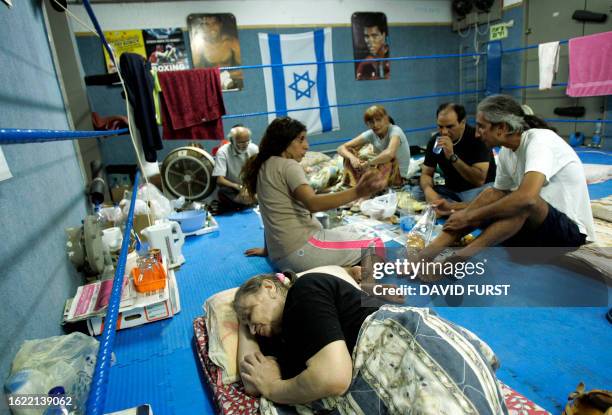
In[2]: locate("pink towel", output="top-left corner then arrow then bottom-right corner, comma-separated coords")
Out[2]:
566,31 -> 612,97
159,68 -> 226,140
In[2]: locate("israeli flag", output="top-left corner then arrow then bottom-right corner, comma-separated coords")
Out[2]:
258,28 -> 340,135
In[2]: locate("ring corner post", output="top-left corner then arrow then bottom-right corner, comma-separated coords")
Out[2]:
486,41 -> 502,96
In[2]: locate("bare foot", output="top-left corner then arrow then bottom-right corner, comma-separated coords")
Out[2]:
344,266 -> 362,284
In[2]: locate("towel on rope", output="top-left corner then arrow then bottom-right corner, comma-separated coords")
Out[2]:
158,67 -> 226,140
538,41 -> 560,90
566,31 -> 612,97
119,53 -> 163,162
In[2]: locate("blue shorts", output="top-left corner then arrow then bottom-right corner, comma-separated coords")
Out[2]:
502,203 -> 587,248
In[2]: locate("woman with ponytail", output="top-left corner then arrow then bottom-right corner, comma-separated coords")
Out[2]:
418,94 -> 594,266
241,116 -> 387,272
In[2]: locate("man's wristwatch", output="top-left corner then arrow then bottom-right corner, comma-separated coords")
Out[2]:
449,154 -> 459,163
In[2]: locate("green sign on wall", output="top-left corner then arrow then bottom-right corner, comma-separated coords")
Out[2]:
490,23 -> 509,41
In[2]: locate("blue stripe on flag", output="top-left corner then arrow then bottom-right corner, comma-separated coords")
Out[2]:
314,29 -> 332,132
268,34 -> 287,117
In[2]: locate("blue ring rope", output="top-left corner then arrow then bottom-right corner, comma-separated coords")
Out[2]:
503,40 -> 568,53
0,128 -> 129,145
221,52 -> 486,71
81,0 -> 116,67
224,89 -> 485,119
86,171 -> 140,415
309,124 -> 437,147
501,83 -> 568,90
2,115 -> 608,145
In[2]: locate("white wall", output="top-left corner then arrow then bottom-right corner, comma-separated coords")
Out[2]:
70,0 -> 452,32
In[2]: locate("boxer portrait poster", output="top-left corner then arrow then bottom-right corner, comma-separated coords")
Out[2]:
351,12 -> 390,81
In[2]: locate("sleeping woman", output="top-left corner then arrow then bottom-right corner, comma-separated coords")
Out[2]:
233,271 -> 509,413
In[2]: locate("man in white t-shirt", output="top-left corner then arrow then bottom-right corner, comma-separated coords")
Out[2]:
420,95 -> 594,263
212,125 -> 259,211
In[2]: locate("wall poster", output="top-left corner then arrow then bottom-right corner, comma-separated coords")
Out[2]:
187,13 -> 243,91
351,12 -> 390,80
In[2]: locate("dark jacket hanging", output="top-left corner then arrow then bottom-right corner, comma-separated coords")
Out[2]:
119,53 -> 163,162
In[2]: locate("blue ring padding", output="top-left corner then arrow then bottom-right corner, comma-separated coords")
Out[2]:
223,89 -> 485,119
486,41 -> 502,96
86,171 -> 140,415
309,124 -> 438,147
0,128 -> 129,144
501,83 -> 568,90
503,39 -> 568,53
221,52 -> 487,71
2,115 -> 608,145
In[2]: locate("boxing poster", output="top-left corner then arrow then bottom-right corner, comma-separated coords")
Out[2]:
351,12 -> 390,80
143,28 -> 190,72
187,13 -> 243,91
102,30 -> 147,74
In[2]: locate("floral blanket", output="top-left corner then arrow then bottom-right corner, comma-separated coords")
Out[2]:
260,306 -> 508,415
194,314 -> 551,415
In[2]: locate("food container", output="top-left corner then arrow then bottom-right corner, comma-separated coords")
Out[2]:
132,255 -> 166,293
168,209 -> 207,233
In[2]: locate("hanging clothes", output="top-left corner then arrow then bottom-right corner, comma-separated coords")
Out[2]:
158,67 -> 226,140
118,53 -> 163,162
566,31 -> 612,97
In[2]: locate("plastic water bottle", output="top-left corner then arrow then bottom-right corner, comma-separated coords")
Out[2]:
43,386 -> 69,415
433,136 -> 443,154
590,120 -> 603,148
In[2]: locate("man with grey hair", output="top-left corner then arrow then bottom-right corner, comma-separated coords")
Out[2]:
419,94 -> 594,266
212,124 -> 259,212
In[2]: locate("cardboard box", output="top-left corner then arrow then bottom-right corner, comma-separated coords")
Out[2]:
132,213 -> 154,237
110,185 -> 132,204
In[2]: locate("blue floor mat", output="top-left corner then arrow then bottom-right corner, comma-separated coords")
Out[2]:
104,203 -> 611,414
575,148 -> 612,165
104,209 -> 273,415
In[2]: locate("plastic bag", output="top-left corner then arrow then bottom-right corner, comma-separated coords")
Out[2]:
120,183 -> 172,221
405,205 -> 436,254
137,183 -> 172,219
360,191 -> 398,220
98,206 -> 123,224
4,332 -> 101,415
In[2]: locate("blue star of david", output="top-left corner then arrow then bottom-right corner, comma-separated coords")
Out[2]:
288,71 -> 316,100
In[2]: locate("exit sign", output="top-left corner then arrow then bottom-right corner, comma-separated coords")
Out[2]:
490,23 -> 508,41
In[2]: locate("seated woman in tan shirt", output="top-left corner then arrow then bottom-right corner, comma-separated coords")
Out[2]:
241,117 -> 386,273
